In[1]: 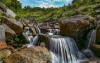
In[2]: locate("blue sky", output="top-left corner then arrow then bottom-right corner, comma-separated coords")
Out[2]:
19,0 -> 73,8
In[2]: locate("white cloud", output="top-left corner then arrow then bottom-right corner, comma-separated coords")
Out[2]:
38,2 -> 56,8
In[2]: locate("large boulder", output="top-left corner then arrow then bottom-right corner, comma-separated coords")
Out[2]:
60,15 -> 96,37
0,25 -> 5,42
6,8 -> 16,17
60,15 -> 96,49
1,17 -> 23,34
4,46 -> 51,63
2,24 -> 16,38
0,25 -> 7,49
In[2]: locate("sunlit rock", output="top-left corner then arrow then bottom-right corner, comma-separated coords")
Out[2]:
4,46 -> 51,63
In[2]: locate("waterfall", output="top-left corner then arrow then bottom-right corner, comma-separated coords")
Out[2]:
48,29 -> 54,35
49,36 -> 83,63
81,29 -> 96,59
48,29 -> 60,35
24,27 -> 38,47
55,29 -> 60,35
37,27 -> 41,34
86,29 -> 96,48
27,36 -> 38,47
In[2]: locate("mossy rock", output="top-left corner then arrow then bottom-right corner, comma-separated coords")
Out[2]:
96,25 -> 100,45
91,44 -> 100,57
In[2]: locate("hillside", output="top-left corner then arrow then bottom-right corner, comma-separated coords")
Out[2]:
0,0 -> 100,23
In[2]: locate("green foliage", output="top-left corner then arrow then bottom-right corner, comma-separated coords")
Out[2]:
14,34 -> 28,44
12,34 -> 28,48
1,0 -> 100,22
6,37 -> 12,43
1,0 -> 22,13
14,38 -> 19,43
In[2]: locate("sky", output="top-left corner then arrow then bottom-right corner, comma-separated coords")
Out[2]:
19,0 -> 73,8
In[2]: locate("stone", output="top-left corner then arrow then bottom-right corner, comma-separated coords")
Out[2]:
6,8 -> 16,17
0,25 -> 5,42
0,2 -> 6,12
81,60 -> 100,63
29,27 -> 37,34
91,44 -> 100,57
60,15 -> 96,37
0,42 -> 7,49
82,49 -> 93,59
17,21 -> 23,30
18,18 -> 30,26
22,32 -> 29,42
1,17 -> 23,34
0,49 -> 11,60
60,15 -> 96,49
96,24 -> 100,44
4,46 -> 51,63
2,24 -> 16,38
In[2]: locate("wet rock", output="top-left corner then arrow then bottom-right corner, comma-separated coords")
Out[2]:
2,24 -> 16,38
38,35 -> 48,47
0,25 -> 5,42
91,44 -> 100,57
81,59 -> 100,63
4,46 -> 51,63
29,27 -> 37,35
96,24 -> 100,44
82,49 -> 93,59
1,17 -> 23,34
22,33 -> 29,42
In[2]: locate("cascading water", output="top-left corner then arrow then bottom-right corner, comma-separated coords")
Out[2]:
36,27 -> 41,34
81,29 -> 96,59
48,29 -> 54,35
82,29 -> 96,59
27,36 -> 38,47
24,27 -> 38,47
23,27 -> 96,63
55,29 -> 60,35
86,29 -> 96,48
49,36 -> 83,63
48,29 -> 60,35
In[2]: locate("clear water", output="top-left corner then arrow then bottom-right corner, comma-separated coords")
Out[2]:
27,36 -> 38,47
24,27 -> 38,47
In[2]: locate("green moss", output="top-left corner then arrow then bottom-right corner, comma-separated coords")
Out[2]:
6,37 -> 12,43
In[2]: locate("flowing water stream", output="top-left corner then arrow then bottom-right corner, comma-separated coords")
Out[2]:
49,36 -> 83,63
24,27 -> 38,47
86,29 -> 96,48
24,26 -> 96,63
